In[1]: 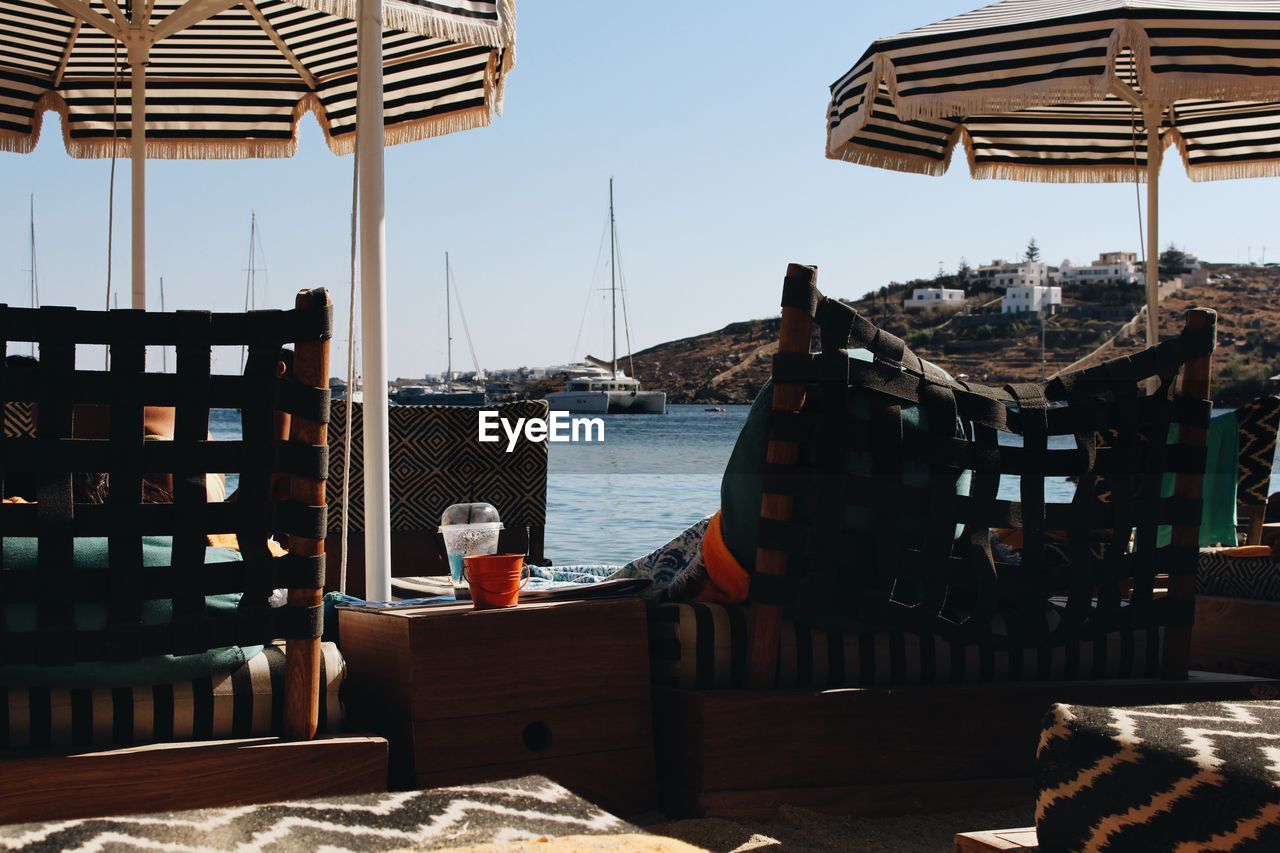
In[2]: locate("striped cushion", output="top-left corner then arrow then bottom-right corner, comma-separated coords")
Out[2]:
648,602 -> 1162,690
1197,549 -> 1280,602
0,642 -> 344,750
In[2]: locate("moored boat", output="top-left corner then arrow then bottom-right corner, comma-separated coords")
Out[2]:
546,179 -> 666,415
546,372 -> 666,414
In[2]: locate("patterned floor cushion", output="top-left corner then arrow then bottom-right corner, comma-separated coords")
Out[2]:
1198,548 -> 1280,601
648,602 -> 1162,690
1036,700 -> 1280,852
1,642 -> 344,749
0,776 -> 637,850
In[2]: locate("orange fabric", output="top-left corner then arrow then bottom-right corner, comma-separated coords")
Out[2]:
695,511 -> 751,603
1219,545 -> 1272,558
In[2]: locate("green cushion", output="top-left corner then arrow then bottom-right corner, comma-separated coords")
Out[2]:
720,348 -> 971,630
0,536 -> 261,688
723,349 -> 970,566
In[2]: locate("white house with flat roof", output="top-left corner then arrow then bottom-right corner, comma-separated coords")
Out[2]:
977,260 -> 1055,289
1002,285 -> 1062,315
1059,252 -> 1138,286
905,287 -> 965,310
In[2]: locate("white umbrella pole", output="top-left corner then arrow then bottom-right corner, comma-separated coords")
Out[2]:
128,34 -> 147,310
1144,109 -> 1163,349
357,0 -> 392,601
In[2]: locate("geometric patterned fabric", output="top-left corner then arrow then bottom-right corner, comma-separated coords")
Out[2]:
1037,701 -> 1280,852
327,400 -> 548,533
0,776 -> 630,850
1,641 -> 344,749
1235,395 -> 1280,505
1197,549 -> 1280,603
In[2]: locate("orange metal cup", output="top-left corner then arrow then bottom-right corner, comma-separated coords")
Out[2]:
463,553 -> 529,610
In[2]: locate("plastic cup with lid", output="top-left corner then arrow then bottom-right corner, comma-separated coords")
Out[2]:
439,502 -> 503,598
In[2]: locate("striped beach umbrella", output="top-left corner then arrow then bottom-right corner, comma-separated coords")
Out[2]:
2,0 -> 514,308
826,0 -> 1280,349
2,0 -> 515,601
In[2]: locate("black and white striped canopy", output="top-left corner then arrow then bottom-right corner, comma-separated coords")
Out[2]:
1,0 -> 514,158
827,0 -> 1280,182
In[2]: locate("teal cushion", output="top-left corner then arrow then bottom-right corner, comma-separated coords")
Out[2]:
0,536 -> 262,688
722,348 -> 971,572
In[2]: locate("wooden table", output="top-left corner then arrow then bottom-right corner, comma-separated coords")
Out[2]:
338,597 -> 656,817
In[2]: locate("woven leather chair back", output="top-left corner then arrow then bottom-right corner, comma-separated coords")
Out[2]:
0,289 -> 332,738
746,264 -> 1215,687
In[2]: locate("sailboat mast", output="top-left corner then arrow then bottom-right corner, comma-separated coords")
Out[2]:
446,252 -> 452,381
244,212 -> 257,312
240,211 -> 256,373
28,194 -> 37,356
160,276 -> 167,373
609,178 -> 617,376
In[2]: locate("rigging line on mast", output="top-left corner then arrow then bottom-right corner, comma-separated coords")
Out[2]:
569,212 -> 610,363
27,195 -> 39,357
160,276 -> 167,373
240,211 -> 257,373
447,260 -> 483,377
29,195 -> 39,308
253,217 -> 270,308
613,217 -> 637,380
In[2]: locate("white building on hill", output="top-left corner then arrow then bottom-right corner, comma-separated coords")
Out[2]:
905,287 -> 965,310
1002,285 -> 1062,315
1059,252 -> 1138,286
977,260 -> 1055,289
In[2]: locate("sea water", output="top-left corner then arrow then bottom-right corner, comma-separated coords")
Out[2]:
211,404 -> 1273,568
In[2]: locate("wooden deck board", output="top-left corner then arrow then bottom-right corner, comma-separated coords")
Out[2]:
0,734 -> 388,825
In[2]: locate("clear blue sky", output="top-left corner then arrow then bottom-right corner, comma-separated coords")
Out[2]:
3,1 -> 1278,378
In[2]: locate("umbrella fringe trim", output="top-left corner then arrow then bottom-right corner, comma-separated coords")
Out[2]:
293,0 -> 515,52
65,138 -> 299,159
325,104 -> 494,155
1186,159 -> 1280,182
0,130 -> 37,155
12,90 -> 496,159
970,163 -> 1149,184
825,143 -> 949,177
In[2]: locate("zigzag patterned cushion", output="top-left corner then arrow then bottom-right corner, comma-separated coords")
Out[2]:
648,602 -> 1162,690
0,776 -> 634,850
1198,549 -> 1280,602
1,642 -> 344,749
1036,701 -> 1280,852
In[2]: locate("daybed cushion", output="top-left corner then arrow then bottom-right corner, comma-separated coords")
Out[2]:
0,536 -> 257,688
648,601 -> 1162,690
0,641 -> 344,749
1198,548 -> 1280,601
1036,700 -> 1280,852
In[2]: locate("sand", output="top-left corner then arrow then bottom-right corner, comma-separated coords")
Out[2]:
645,805 -> 1036,852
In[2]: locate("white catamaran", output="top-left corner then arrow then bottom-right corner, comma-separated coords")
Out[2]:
546,180 -> 666,415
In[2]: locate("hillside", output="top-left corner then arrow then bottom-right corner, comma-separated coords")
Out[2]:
630,318 -> 780,404
630,265 -> 1280,405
